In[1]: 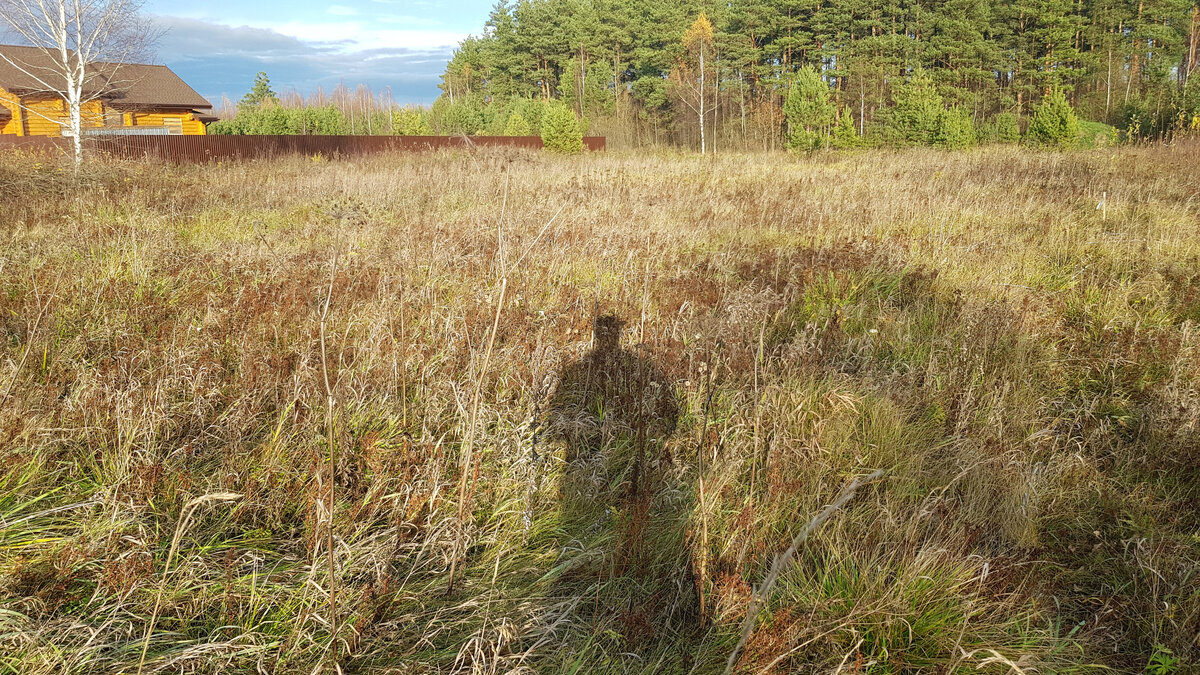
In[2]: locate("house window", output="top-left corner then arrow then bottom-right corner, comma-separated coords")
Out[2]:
104,110 -> 124,126
163,117 -> 184,135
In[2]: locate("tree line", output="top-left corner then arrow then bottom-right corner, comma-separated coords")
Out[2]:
208,72 -> 589,152
434,0 -> 1200,148
208,73 -> 399,136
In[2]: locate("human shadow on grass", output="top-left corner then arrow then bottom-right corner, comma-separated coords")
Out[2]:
540,314 -> 700,659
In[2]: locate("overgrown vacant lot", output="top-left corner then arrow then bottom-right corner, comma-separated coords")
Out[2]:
1,146 -> 1199,674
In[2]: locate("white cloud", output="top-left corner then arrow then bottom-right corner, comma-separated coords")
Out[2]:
150,15 -> 454,104
376,15 -> 444,26
327,4 -> 357,15
246,19 -> 465,51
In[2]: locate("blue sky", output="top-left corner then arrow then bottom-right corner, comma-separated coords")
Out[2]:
144,0 -> 492,105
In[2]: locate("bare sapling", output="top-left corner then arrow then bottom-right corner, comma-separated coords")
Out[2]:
319,245 -> 341,664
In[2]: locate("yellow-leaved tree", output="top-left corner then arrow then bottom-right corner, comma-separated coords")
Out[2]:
671,13 -> 716,154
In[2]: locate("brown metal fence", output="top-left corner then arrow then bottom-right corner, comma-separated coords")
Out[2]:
0,137 -> 63,153
0,134 -> 606,162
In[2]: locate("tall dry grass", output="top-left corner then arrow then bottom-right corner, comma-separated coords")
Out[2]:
1,143 -> 1198,673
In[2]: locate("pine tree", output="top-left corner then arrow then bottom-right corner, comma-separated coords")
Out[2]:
980,112 -> 1021,143
435,96 -> 486,134
240,72 -> 278,109
783,65 -> 836,150
831,108 -> 861,148
541,101 -> 584,152
936,106 -> 977,148
504,112 -> 533,135
926,0 -> 998,106
591,0 -> 636,111
482,1 -> 539,99
514,0 -> 572,100
1025,89 -> 1081,147
891,68 -> 945,145
510,97 -> 548,133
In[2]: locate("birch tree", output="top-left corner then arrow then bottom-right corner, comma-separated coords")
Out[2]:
671,13 -> 716,153
0,0 -> 156,164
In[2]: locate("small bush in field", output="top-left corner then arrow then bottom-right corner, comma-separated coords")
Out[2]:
540,102 -> 584,153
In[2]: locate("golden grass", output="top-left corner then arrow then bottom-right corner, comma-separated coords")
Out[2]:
0,143 -> 1198,673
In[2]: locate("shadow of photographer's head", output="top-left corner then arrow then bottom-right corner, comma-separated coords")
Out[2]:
593,313 -> 626,353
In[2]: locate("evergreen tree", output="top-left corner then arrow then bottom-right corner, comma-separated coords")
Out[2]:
433,96 -> 487,134
831,108 -> 861,148
591,0 -> 636,107
510,97 -> 548,133
481,1 -> 538,99
1025,89 -> 1081,147
978,112 -> 1021,143
891,69 -> 945,145
515,0 -> 572,100
560,56 -> 616,116
936,106 -> 977,148
504,112 -> 533,135
783,65 -> 836,150
240,72 -> 278,109
541,101 -> 584,152
926,0 -> 998,105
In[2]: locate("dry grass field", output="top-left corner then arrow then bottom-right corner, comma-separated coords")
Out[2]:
1,144 -> 1199,673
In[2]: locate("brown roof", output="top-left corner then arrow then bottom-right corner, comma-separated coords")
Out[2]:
0,44 -> 211,110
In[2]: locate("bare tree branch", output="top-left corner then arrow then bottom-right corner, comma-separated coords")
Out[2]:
723,469 -> 887,674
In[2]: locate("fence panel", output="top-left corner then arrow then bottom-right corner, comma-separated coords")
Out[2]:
0,137 -> 69,153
